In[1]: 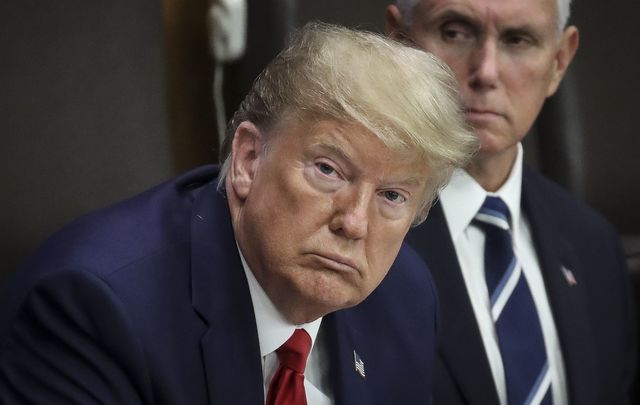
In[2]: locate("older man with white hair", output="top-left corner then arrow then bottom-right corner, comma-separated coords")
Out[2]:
386,0 -> 636,404
0,22 -> 477,404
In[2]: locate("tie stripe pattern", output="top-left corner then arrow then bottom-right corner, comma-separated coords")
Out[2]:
475,197 -> 552,405
266,329 -> 311,405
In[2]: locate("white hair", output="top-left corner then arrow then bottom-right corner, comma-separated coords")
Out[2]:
396,0 -> 573,33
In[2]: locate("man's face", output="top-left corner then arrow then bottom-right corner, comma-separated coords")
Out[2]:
388,0 -> 578,162
229,119 -> 430,323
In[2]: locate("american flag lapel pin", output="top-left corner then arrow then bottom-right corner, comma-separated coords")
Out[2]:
353,350 -> 365,378
562,266 -> 578,287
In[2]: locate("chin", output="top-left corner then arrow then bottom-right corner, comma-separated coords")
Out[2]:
477,137 -> 512,159
302,280 -> 363,314
312,288 -> 360,311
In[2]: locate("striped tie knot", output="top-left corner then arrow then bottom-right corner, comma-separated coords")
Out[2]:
474,197 -> 514,297
475,196 -> 511,231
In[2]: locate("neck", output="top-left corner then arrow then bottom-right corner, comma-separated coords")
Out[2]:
280,306 -> 322,326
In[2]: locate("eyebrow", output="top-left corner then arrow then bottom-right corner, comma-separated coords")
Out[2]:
434,9 -> 545,38
312,141 -> 353,162
434,9 -> 480,30
377,173 -> 427,193
312,140 -> 426,188
394,175 -> 424,188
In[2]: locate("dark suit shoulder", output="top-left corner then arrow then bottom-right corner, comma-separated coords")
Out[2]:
19,165 -> 218,277
0,166 -> 219,334
523,165 -> 615,234
0,166 -> 221,404
524,165 -> 635,405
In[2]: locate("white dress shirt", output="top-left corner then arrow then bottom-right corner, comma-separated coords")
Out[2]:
439,144 -> 568,405
239,250 -> 333,405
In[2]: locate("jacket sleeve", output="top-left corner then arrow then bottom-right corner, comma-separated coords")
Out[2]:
0,269 -> 154,404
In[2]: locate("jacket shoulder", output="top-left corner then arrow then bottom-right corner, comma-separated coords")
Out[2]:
20,165 -> 219,277
0,166 -> 220,334
523,166 -> 617,235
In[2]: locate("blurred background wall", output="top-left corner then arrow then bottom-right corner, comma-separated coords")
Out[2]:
1,0 -> 177,280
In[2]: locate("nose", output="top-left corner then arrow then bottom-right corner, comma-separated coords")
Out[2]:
329,186 -> 371,240
468,39 -> 499,91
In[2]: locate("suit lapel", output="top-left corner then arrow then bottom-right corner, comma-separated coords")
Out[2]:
190,181 -> 264,405
322,312 -> 369,405
406,203 -> 499,405
522,170 -> 598,405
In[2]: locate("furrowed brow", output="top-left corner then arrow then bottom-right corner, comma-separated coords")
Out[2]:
434,9 -> 480,30
312,141 -> 353,162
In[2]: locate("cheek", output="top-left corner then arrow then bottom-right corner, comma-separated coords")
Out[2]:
507,58 -> 556,98
255,190 -> 334,266
427,46 -> 468,76
262,170 -> 322,225
503,59 -> 554,109
241,176 -> 310,260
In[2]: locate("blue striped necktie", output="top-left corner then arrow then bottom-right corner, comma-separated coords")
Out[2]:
475,197 -> 552,405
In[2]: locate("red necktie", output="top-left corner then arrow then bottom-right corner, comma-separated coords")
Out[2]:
266,329 -> 312,405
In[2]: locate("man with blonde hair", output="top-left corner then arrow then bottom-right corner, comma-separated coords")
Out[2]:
0,23 -> 476,404
386,0 -> 636,404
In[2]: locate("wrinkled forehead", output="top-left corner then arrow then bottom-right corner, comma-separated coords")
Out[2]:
271,116 -> 429,173
414,0 -> 558,29
270,113 -> 422,156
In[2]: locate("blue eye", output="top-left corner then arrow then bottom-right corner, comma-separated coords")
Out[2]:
317,162 -> 335,175
384,190 -> 402,202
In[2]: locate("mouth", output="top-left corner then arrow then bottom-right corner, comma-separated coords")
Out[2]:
307,252 -> 360,274
465,108 -> 505,120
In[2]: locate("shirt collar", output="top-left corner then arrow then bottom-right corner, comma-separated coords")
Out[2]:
238,246 -> 322,357
440,143 -> 523,238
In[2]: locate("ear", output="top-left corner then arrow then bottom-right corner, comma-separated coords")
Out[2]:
547,26 -> 580,97
230,121 -> 265,201
385,4 -> 406,40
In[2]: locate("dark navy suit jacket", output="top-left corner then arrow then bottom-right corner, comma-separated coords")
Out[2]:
405,165 -> 636,405
0,165 -> 439,404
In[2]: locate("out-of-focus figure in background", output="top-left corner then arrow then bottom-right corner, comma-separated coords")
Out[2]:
386,0 -> 636,404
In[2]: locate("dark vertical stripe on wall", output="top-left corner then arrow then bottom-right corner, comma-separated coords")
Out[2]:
535,72 -> 586,198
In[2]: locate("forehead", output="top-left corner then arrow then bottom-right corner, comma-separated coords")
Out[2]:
304,121 -> 404,158
275,119 -> 428,180
414,0 -> 557,30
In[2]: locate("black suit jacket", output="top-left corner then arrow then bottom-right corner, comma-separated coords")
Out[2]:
0,165 -> 439,404
405,165 -> 636,405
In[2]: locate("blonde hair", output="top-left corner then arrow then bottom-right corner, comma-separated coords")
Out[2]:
219,22 -> 477,225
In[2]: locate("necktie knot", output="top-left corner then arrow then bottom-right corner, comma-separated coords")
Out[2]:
267,329 -> 311,405
475,196 -> 511,231
475,196 -> 514,297
277,329 -> 311,374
